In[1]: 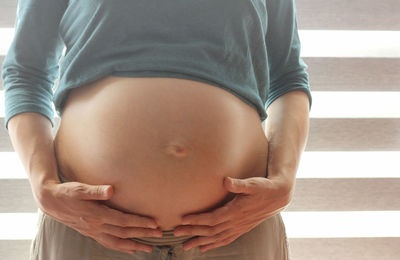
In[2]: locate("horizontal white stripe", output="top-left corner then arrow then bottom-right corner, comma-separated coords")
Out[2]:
299,30 -> 400,57
0,213 -> 39,240
1,211 -> 400,239
1,151 -> 400,179
310,91 -> 400,118
0,152 -> 27,179
297,151 -> 400,178
0,28 -> 14,55
2,91 -> 400,118
1,28 -> 400,57
281,211 -> 400,238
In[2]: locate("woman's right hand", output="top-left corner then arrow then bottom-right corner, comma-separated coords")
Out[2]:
6,114 -> 162,254
33,179 -> 163,255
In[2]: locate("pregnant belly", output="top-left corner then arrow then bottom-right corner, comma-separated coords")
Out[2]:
53,76 -> 269,231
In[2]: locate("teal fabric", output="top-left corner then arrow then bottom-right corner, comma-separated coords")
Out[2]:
2,0 -> 312,130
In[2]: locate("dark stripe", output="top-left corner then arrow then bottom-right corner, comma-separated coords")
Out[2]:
0,180 -> 37,212
304,57 -> 400,91
297,0 -> 400,30
289,237 -> 400,260
0,0 -> 16,27
287,178 -> 400,211
306,118 -> 400,151
0,240 -> 31,260
2,0 -> 399,30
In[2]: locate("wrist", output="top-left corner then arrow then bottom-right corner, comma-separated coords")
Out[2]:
29,173 -> 61,205
29,169 -> 61,186
267,167 -> 296,193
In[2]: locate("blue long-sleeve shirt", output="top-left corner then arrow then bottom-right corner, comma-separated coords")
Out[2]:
2,0 -> 312,130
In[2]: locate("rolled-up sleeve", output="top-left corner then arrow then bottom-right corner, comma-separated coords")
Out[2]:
1,0 -> 67,130
264,0 -> 312,112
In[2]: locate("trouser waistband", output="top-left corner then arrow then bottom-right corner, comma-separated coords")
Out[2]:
130,230 -> 194,246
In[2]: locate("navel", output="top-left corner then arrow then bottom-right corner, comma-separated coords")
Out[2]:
163,141 -> 192,158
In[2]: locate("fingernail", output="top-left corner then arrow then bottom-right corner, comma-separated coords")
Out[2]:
148,223 -> 157,229
102,186 -> 110,196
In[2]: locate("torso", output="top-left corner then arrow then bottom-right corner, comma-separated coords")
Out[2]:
53,76 -> 268,231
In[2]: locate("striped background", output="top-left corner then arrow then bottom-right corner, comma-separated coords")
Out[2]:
1,0 -> 400,259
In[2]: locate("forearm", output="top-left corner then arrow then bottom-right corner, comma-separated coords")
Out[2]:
7,112 -> 60,192
264,90 -> 310,188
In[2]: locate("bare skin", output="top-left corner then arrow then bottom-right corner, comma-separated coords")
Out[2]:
9,76 -> 269,255
54,76 -> 269,247
8,113 -> 161,255
173,90 -> 310,253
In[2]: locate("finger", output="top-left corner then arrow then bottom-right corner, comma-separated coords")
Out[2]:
181,205 -> 231,226
224,177 -> 261,194
174,221 -> 229,237
183,230 -> 230,251
40,211 -> 83,229
67,182 -> 114,200
96,232 -> 153,253
101,224 -> 163,239
98,205 -> 159,229
199,234 -> 239,252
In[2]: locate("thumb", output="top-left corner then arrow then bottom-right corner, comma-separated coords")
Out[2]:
224,176 -> 253,194
78,184 -> 113,200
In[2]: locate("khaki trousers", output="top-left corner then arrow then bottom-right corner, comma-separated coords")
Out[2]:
30,208 -> 290,260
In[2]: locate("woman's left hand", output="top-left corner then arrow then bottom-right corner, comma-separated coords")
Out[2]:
172,175 -> 294,252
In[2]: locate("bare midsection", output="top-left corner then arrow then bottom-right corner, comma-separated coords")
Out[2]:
54,76 -> 268,230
